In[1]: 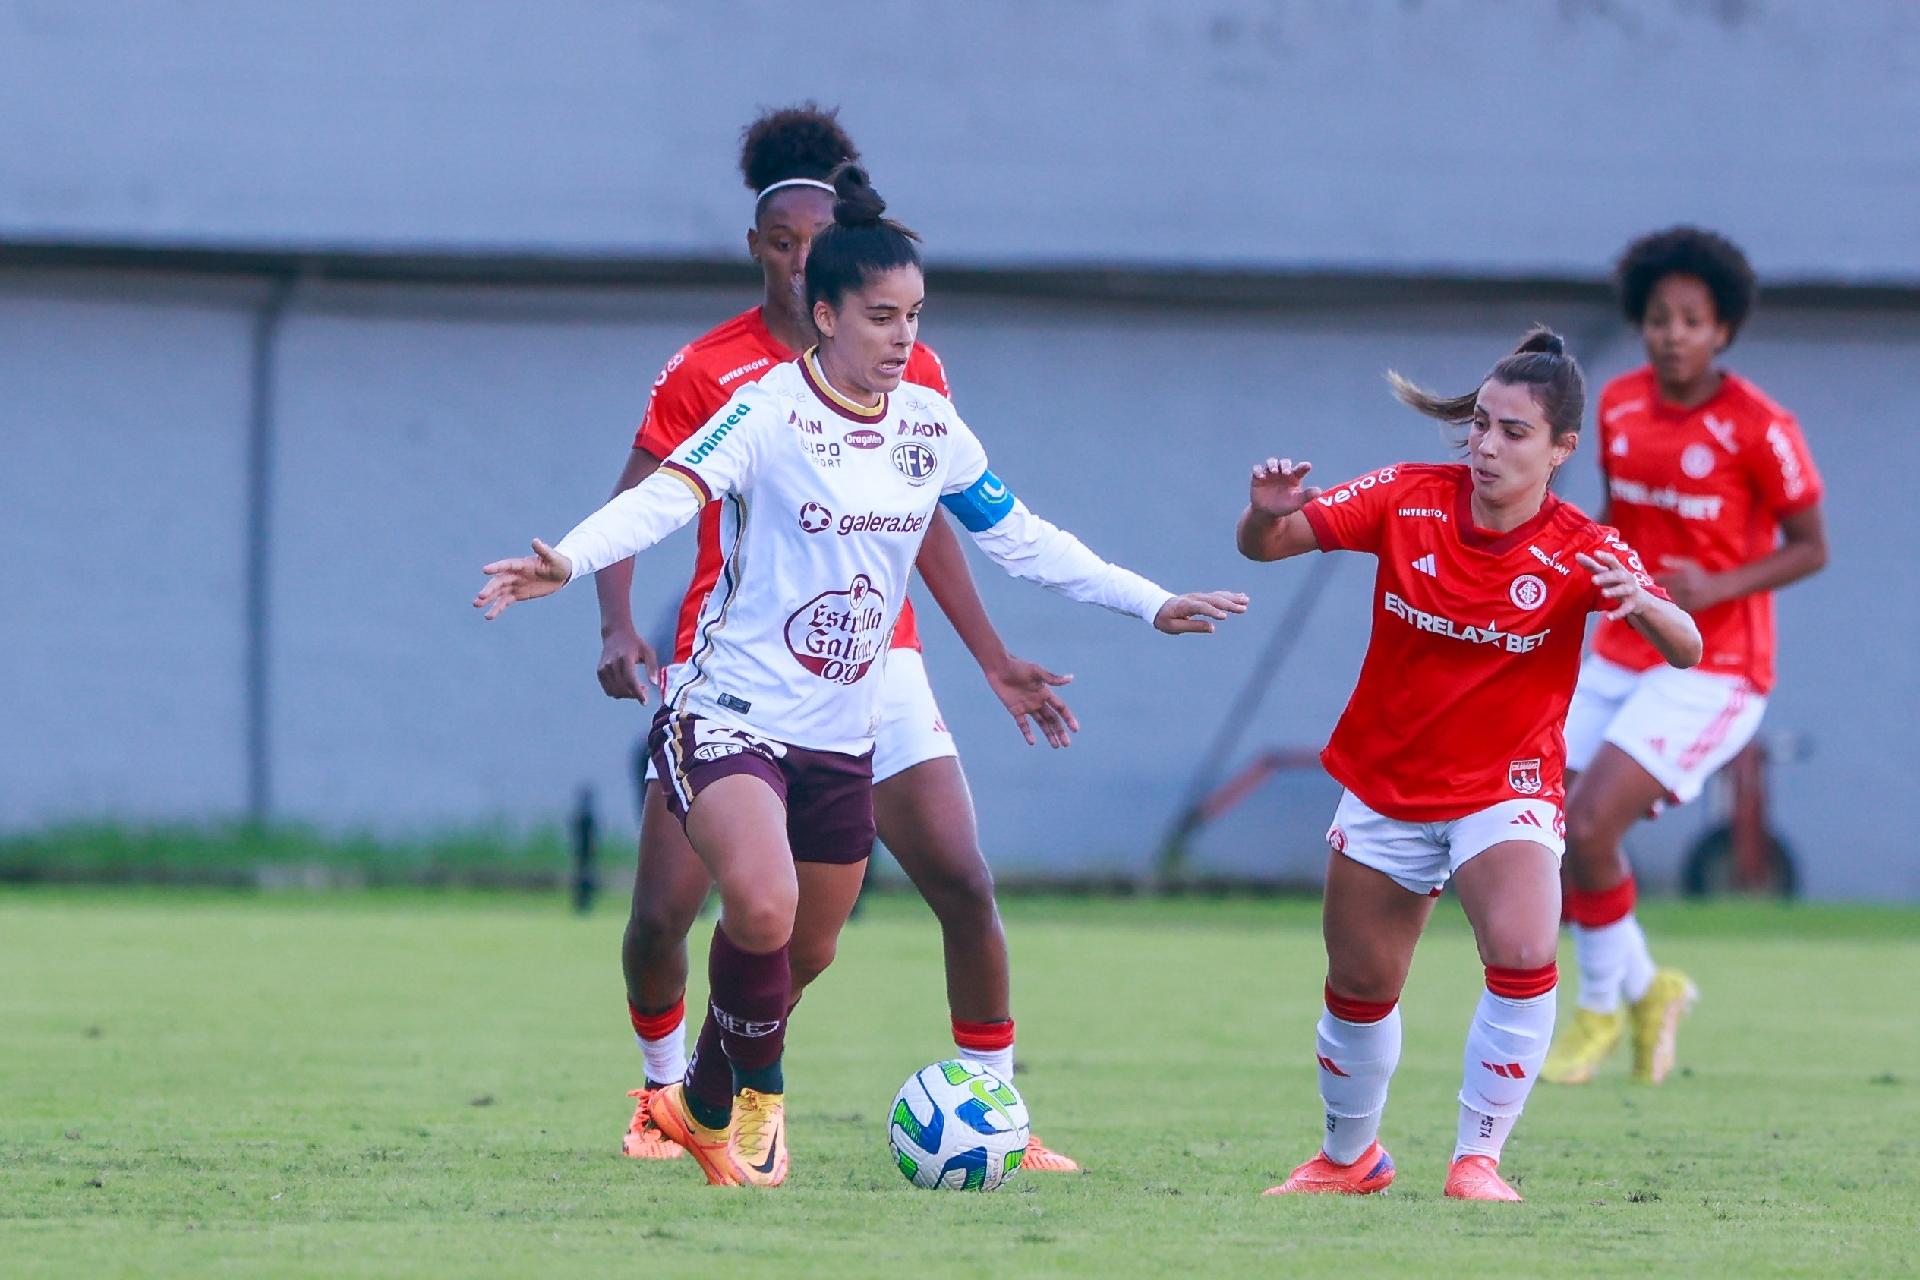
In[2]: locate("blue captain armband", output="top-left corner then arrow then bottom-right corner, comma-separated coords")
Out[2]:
940,468 -> 1017,532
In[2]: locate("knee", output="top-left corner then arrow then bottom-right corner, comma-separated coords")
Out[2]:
626,895 -> 701,959
1477,931 -> 1559,974
718,885 -> 797,954
915,853 -> 998,929
1562,794 -> 1620,860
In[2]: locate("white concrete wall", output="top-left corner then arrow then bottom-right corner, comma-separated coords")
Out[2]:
4,266 -> 1914,899
4,1 -> 1918,281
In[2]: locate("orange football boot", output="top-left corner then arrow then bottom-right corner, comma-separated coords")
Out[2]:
1264,1141 -> 1395,1195
621,1087 -> 686,1160
1020,1134 -> 1081,1173
1444,1154 -> 1522,1201
645,1082 -> 742,1186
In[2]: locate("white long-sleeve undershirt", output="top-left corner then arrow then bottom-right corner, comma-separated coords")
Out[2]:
551,470 -> 703,583
964,499 -> 1174,623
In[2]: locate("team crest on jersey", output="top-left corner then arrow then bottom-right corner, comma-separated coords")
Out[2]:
845,428 -> 885,449
785,574 -> 888,685
1327,825 -> 1348,854
1508,759 -> 1544,796
797,502 -> 832,534
1681,442 -> 1716,479
1508,574 -> 1548,611
892,442 -> 938,485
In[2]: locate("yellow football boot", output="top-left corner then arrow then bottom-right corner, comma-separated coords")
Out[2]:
1629,969 -> 1699,1084
1541,1007 -> 1624,1084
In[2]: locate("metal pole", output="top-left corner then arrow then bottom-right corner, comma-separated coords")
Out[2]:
245,274 -> 298,826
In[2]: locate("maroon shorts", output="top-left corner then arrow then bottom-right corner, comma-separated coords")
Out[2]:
648,709 -> 876,865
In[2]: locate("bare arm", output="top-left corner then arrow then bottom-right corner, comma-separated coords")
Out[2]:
593,448 -> 665,700
1236,457 -> 1324,562
914,510 -> 1078,748
1657,503 -> 1829,613
1578,551 -> 1703,669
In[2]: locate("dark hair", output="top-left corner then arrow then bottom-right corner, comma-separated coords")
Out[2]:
803,163 -> 923,312
739,103 -> 859,214
1615,225 -> 1757,341
1388,327 -> 1586,442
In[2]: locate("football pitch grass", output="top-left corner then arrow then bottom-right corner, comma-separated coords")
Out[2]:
4,889 -> 1916,1278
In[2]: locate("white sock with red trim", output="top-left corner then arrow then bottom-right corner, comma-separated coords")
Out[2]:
952,1017 -> 1016,1083
1567,878 -> 1641,1014
1317,984 -> 1402,1165
1456,966 -> 1556,1162
628,998 -> 688,1087
1617,915 -> 1657,1004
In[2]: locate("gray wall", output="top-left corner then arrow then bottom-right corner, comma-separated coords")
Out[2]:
4,266 -> 1914,899
4,1 -> 1919,280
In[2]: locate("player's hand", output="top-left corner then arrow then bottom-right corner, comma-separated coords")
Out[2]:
985,657 -> 1079,748
1653,556 -> 1723,613
1248,457 -> 1323,519
1577,550 -> 1654,621
597,626 -> 661,702
474,539 -> 572,620
1154,590 -> 1250,636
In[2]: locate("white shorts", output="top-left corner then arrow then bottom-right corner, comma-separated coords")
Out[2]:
870,649 -> 959,784
1327,789 -> 1565,897
642,648 -> 956,787
1563,655 -> 1766,805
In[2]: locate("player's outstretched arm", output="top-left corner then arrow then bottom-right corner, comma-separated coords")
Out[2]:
475,540 -> 572,620
1236,457 -> 1323,562
1577,550 -> 1702,669
473,467 -> 705,622
915,509 -> 1079,748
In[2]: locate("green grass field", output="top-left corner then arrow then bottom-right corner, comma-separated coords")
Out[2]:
4,889 -> 1916,1278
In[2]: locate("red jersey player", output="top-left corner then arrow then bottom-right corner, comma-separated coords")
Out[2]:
1545,228 -> 1828,1087
1237,329 -> 1701,1202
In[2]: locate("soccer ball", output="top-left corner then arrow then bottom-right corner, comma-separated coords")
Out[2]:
888,1059 -> 1030,1191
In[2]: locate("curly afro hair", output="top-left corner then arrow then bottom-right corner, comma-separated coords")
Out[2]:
1615,226 -> 1758,341
738,103 -> 859,197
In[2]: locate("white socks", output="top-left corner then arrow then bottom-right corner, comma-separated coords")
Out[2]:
961,1041 -> 1016,1082
638,1028 -> 687,1086
1316,1006 -> 1402,1165
1572,914 -> 1658,1013
1456,985 -> 1557,1161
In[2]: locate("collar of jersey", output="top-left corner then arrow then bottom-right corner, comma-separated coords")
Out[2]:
1450,467 -> 1563,555
800,348 -> 888,422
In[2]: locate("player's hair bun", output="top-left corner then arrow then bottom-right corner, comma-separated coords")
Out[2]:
830,163 -> 888,229
1514,327 -> 1567,358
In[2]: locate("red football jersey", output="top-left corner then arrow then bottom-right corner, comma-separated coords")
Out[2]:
633,306 -> 952,662
1590,368 -> 1822,693
1301,463 -> 1666,822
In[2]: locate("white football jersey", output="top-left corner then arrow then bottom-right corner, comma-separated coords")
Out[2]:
555,351 -> 1171,754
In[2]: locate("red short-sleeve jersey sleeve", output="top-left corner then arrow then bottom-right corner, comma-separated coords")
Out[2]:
905,342 -> 951,399
634,346 -> 722,459
1745,411 -> 1824,517
1299,465 -> 1405,555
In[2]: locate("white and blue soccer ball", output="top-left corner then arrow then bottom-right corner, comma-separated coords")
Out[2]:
888,1059 -> 1030,1191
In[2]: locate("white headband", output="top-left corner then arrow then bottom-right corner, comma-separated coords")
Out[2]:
756,178 -> 837,203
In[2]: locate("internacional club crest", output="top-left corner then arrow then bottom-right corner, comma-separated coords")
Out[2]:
1508,573 -> 1547,611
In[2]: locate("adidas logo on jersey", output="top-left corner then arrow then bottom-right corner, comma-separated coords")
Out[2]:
1411,554 -> 1437,578
1509,810 -> 1546,828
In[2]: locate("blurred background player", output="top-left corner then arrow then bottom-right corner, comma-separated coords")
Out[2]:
597,107 -> 1087,1172
1545,228 -> 1829,1086
1235,331 -> 1701,1201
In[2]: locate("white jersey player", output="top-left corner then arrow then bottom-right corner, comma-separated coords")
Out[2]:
474,161 -> 1245,1189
